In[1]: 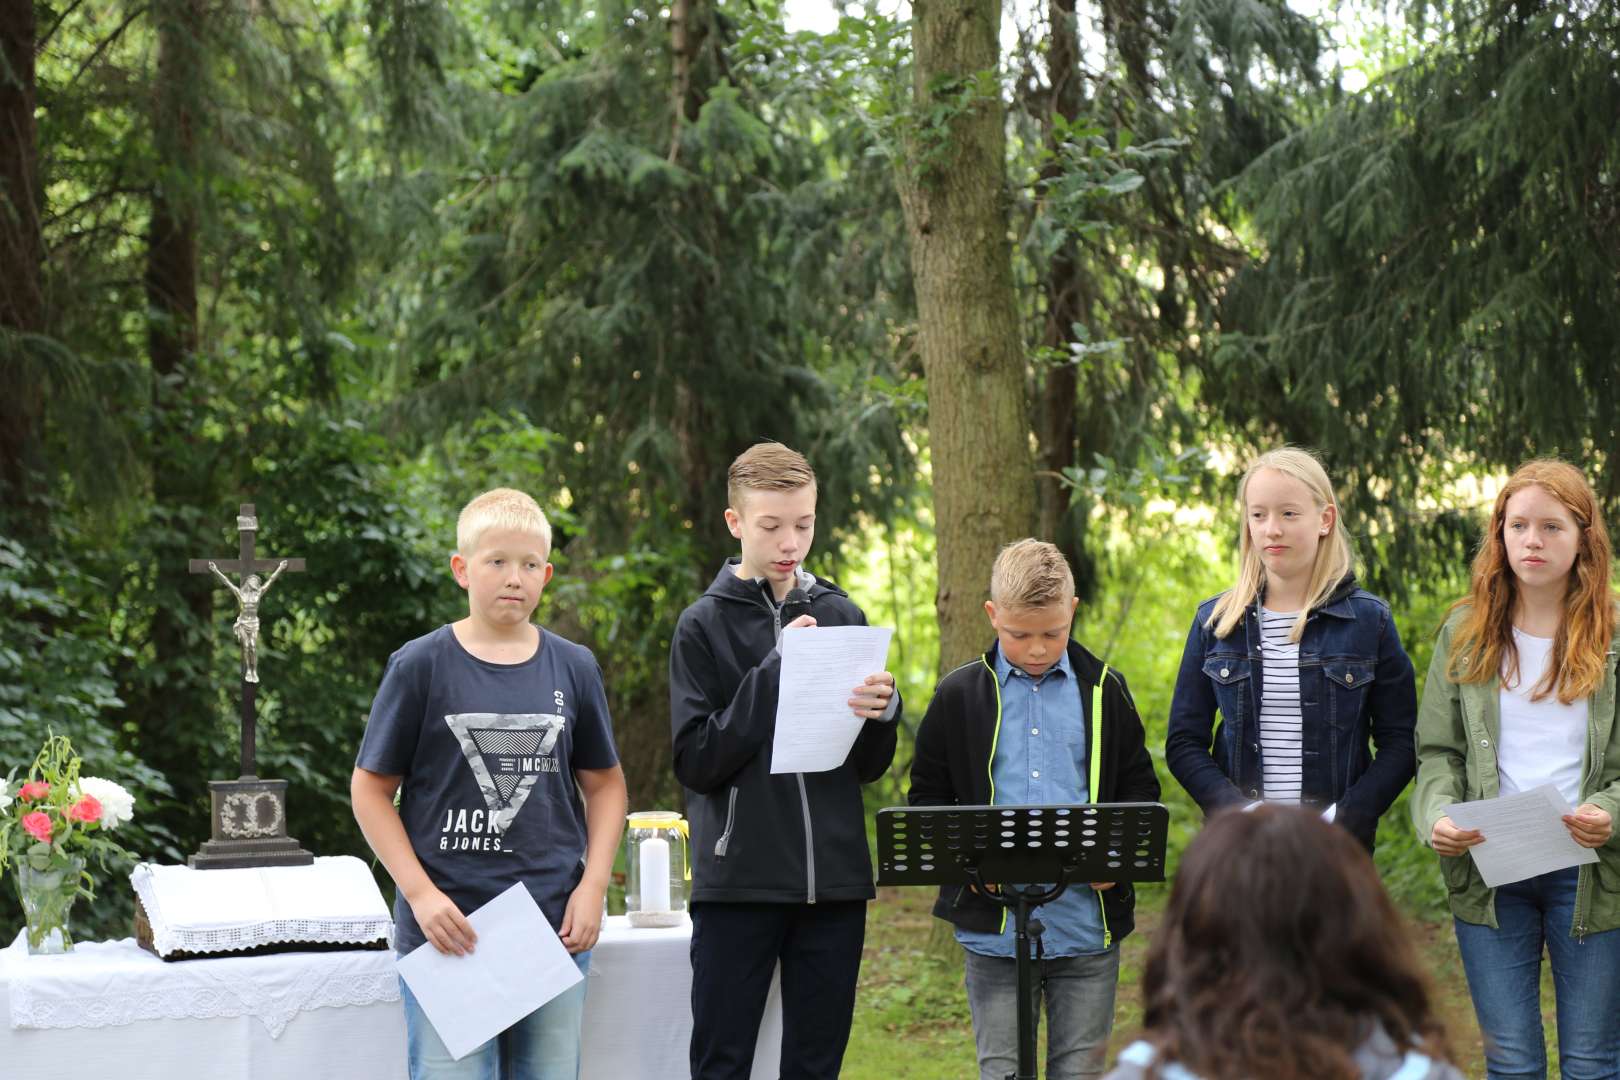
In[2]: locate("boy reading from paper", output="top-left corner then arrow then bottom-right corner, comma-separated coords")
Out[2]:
669,441 -> 900,1080
352,488 -> 627,1080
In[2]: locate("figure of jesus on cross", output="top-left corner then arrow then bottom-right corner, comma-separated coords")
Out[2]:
208,558 -> 289,684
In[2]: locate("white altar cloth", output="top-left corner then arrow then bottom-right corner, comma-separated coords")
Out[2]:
0,935 -> 406,1079
0,914 -> 782,1080
4,933 -> 398,1035
132,856 -> 393,957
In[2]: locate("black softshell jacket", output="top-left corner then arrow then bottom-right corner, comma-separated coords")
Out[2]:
670,560 -> 900,904
908,640 -> 1161,941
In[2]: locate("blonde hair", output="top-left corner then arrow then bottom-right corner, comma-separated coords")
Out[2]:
990,539 -> 1076,610
456,488 -> 552,557
1207,448 -> 1355,642
727,442 -> 816,511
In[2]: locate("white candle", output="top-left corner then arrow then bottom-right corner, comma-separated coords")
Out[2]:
639,837 -> 671,913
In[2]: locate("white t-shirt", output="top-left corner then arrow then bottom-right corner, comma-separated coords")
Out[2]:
1497,627 -> 1588,807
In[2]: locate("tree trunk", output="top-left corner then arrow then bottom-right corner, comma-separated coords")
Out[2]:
0,0 -> 47,538
1034,0 -> 1095,598
897,0 -> 1035,674
667,0 -> 710,163
133,0 -> 217,840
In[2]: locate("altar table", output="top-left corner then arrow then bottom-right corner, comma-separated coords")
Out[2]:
0,915 -> 782,1080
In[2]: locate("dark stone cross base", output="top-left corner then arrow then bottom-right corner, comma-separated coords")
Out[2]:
188,778 -> 314,869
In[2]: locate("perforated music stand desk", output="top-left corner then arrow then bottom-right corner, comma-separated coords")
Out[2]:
876,803 -> 1168,1080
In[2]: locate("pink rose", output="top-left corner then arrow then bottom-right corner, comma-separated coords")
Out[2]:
18,781 -> 49,801
21,811 -> 53,842
68,795 -> 102,824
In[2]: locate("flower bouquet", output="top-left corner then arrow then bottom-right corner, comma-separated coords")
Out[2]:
1,734 -> 136,954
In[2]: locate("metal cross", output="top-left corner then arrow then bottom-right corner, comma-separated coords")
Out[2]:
190,504 -> 306,778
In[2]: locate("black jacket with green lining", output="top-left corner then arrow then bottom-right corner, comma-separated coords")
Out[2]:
907,639 -> 1161,941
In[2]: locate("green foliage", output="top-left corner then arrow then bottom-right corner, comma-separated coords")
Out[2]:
0,532 -> 173,940
1211,0 -> 1620,598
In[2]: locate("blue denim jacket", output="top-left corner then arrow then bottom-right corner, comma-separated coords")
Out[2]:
1165,576 -> 1417,849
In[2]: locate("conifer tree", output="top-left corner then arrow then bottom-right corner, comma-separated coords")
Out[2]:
1211,0 -> 1620,593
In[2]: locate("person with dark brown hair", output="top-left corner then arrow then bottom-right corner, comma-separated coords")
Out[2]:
1104,806 -> 1462,1080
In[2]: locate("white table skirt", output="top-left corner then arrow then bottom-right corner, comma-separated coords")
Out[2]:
583,915 -> 782,1080
0,914 -> 781,1080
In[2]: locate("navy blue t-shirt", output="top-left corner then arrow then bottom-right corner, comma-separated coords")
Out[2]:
356,625 -> 619,953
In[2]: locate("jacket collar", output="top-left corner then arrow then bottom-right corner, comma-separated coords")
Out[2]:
701,557 -> 841,604
1256,573 -> 1360,621
982,638 -> 1106,686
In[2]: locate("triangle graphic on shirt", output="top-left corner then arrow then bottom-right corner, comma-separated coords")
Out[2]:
444,712 -> 566,834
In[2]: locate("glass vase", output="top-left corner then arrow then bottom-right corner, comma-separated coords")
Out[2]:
15,854 -> 86,955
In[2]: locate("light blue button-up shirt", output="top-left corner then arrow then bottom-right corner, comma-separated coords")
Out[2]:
956,648 -> 1108,957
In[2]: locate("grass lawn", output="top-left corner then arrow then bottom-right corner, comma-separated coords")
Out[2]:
842,885 -> 1561,1078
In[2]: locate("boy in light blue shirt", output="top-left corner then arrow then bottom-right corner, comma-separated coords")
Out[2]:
908,539 -> 1159,1080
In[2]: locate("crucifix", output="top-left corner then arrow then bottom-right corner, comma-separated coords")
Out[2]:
189,503 -> 306,778
186,503 -> 313,869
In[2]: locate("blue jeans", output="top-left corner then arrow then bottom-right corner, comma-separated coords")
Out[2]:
962,946 -> 1120,1080
400,952 -> 591,1080
1454,867 -> 1620,1079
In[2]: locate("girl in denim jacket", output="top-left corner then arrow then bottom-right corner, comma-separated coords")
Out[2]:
1166,447 -> 1417,850
1413,460 -> 1620,1079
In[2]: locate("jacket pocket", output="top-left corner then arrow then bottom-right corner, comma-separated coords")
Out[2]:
1202,656 -> 1251,687
714,786 -> 740,857
1593,852 -> 1620,894
1321,660 -> 1377,695
1439,852 -> 1475,893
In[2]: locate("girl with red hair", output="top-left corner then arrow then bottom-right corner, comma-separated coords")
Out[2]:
1414,459 -> 1620,1079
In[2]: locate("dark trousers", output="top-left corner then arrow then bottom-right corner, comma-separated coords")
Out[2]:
689,899 -> 867,1080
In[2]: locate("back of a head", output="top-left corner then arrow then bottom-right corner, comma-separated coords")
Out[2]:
727,442 -> 816,512
457,488 -> 552,558
1140,806 -> 1446,1079
990,538 -> 1075,611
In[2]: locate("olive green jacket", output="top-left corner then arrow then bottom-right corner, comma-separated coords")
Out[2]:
1412,612 -> 1620,935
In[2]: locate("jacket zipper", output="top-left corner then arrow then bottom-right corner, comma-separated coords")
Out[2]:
770,581 -> 818,903
1574,653 -> 1616,941
980,656 -> 1007,934
715,786 -> 739,857
798,774 -> 816,902
1093,665 -> 1111,949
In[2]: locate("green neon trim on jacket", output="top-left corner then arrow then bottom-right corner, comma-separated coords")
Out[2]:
1095,664 -> 1110,948
980,655 -> 1007,934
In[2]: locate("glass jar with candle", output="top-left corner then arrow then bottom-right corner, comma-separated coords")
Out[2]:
625,811 -> 689,927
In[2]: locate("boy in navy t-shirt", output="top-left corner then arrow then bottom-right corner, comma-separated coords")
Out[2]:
352,487 -> 628,1080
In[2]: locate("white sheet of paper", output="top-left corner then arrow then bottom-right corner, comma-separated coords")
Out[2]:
394,881 -> 584,1060
771,625 -> 894,774
1445,784 -> 1598,888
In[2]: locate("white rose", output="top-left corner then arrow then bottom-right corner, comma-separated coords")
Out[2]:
0,777 -> 12,813
76,776 -> 135,829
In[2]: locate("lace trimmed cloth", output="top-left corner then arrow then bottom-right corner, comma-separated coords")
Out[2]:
4,932 -> 400,1036
132,855 -> 393,958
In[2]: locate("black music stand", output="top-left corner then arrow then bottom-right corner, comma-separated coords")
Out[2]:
876,803 -> 1168,1080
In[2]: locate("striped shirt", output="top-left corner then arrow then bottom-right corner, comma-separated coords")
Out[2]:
1258,607 -> 1304,803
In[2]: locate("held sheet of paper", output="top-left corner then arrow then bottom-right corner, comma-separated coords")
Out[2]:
771,625 -> 894,774
1445,784 -> 1598,889
395,881 -> 584,1060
